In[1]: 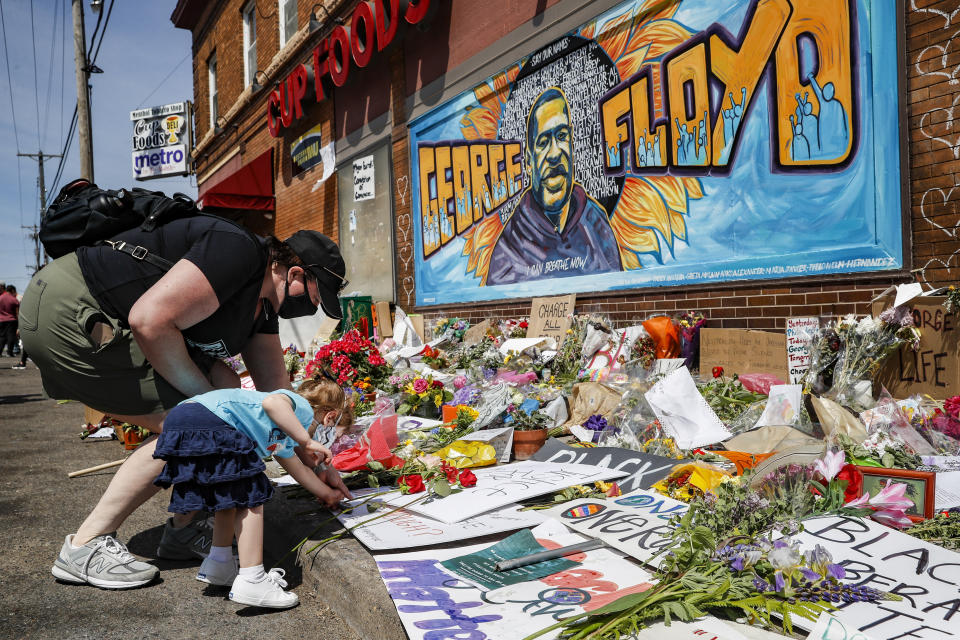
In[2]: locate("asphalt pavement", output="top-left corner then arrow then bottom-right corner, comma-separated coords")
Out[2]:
0,354 -> 362,640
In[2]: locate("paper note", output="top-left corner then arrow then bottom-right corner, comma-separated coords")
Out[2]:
935,470 -> 960,510
379,460 -> 628,524
353,155 -> 375,201
786,317 -> 819,383
645,367 -> 731,448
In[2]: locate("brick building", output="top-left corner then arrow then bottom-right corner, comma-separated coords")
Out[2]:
170,0 -> 959,333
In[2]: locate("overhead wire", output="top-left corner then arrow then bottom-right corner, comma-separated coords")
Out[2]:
135,52 -> 190,109
41,0 -> 61,150
29,0 -> 41,149
59,0 -> 66,150
0,0 -> 22,153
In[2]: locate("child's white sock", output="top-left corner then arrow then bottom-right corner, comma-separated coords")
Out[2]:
208,545 -> 233,563
238,564 -> 267,582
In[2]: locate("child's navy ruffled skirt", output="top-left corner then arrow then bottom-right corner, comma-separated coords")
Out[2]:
153,402 -> 274,513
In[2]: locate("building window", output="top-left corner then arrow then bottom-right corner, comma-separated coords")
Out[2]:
279,0 -> 297,48
243,1 -> 257,87
208,52 -> 218,129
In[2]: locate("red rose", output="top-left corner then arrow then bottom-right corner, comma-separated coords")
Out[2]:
458,469 -> 477,488
945,396 -> 960,419
442,464 -> 458,483
712,366 -> 724,379
519,321 -> 528,329
836,464 -> 863,502
399,474 -> 425,494
431,380 -> 444,389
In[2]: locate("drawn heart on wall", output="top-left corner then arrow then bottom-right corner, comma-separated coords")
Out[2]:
396,175 -> 409,206
921,186 -> 960,238
398,243 -> 413,270
396,213 -> 411,244
910,0 -> 959,31
915,34 -> 960,86
401,276 -> 415,304
919,93 -> 960,159
922,249 -> 960,278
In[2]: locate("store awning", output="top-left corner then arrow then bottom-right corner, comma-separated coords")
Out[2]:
197,148 -> 275,212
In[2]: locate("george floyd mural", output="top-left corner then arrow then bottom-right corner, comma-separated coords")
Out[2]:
409,0 -> 903,305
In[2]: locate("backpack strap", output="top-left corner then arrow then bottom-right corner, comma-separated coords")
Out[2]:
103,239 -> 176,271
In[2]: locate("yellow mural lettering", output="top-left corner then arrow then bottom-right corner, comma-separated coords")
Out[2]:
451,145 -> 472,235
418,146 -> 439,258
469,144 -> 491,222
602,86 -> 631,171
774,0 -> 854,165
710,0 -> 792,165
667,43 -> 710,168
630,74 -> 667,170
488,145 -> 506,208
434,146 -> 455,246
504,143 -> 523,198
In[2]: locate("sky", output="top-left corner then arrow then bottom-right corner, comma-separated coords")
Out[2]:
0,0 -> 194,291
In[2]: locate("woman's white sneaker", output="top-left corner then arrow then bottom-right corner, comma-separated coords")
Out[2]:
229,569 -> 299,608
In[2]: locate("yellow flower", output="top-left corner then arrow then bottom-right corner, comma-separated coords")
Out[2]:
404,439 -> 413,446
596,481 -> 612,492
566,329 -> 573,335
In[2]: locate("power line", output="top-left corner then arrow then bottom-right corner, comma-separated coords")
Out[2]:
41,0 -> 61,150
0,0 -> 21,152
29,0 -> 41,149
136,52 -> 190,108
89,0 -> 114,64
60,0 -> 66,150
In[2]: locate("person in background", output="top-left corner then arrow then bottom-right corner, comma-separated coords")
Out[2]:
0,284 -> 19,359
23,215 -> 351,588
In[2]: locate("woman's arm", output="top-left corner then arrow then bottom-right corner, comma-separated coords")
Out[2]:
241,332 -> 292,392
127,259 -> 222,398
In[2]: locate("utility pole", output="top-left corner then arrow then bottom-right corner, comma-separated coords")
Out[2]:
72,0 -> 94,181
18,151 -> 64,273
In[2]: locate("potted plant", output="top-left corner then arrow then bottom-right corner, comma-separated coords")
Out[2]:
303,329 -> 391,393
507,403 -> 550,460
397,375 -> 453,418
115,422 -> 151,450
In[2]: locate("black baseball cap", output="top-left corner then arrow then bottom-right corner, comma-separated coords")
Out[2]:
284,230 -> 346,319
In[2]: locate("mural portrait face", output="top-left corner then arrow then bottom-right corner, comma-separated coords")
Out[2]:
526,90 -> 573,213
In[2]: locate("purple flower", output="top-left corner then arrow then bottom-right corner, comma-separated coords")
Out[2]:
730,556 -> 745,571
827,564 -> 846,580
583,414 -> 609,432
800,568 -> 820,582
774,572 -> 786,592
753,577 -> 770,592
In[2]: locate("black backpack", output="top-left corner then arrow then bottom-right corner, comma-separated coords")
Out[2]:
40,179 -> 200,269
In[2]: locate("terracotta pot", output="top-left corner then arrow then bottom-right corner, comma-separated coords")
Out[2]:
121,428 -> 146,450
511,428 -> 548,461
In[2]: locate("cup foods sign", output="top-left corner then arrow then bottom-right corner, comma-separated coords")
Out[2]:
130,101 -> 193,180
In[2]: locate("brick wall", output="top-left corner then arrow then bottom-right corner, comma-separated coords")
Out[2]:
184,2 -> 960,335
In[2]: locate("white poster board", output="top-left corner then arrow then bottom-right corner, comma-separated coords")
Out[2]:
379,460 -> 628,524
337,501 -> 546,550
792,515 -> 960,639
376,519 -> 654,640
353,154 -> 375,201
786,317 -> 819,383
645,368 -> 731,448
544,489 -> 687,564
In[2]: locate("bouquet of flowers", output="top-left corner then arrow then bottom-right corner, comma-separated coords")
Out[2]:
499,318 -> 528,339
433,317 -> 470,342
918,396 -> 960,454
396,375 -> 453,416
397,456 -> 477,496
304,329 -> 391,390
698,372 -> 768,423
419,344 -> 451,370
630,335 -> 657,368
678,310 -> 706,370
451,336 -> 497,370
506,403 -> 550,431
282,344 -> 305,380
943,285 -> 960,315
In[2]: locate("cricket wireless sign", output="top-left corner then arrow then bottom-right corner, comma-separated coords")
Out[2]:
130,101 -> 193,180
266,0 -> 434,137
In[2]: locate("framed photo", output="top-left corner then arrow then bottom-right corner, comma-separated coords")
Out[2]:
855,466 -> 936,521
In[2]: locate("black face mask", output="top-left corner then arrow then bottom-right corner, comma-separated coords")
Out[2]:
277,272 -> 319,319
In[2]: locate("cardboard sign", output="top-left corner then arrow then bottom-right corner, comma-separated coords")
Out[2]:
374,301 -> 392,338
463,319 -> 491,345
528,294 -> 576,344
786,317 -> 819,383
872,295 -> 960,397
336,500 -> 546,551
379,460 -> 628,524
792,515 -> 960,639
700,328 -> 789,381
545,490 -> 688,564
408,314 -> 426,343
532,438 -> 684,493
376,520 -> 654,640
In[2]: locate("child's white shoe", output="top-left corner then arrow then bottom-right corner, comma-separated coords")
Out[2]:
196,556 -> 239,586
229,569 -> 299,608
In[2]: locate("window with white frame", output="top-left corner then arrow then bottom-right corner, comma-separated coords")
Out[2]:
208,52 -> 218,128
279,0 -> 297,48
243,2 -> 257,87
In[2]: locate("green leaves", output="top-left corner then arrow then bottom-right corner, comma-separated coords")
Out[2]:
429,476 -> 452,497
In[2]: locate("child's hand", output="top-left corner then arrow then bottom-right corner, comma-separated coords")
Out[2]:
301,439 -> 332,466
314,481 -> 349,508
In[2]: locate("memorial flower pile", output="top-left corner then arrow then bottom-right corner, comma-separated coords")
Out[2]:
396,375 -> 453,415
282,344 -> 305,379
433,317 -> 470,342
305,329 -> 390,390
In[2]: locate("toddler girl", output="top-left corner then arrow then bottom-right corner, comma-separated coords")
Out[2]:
153,378 -> 352,608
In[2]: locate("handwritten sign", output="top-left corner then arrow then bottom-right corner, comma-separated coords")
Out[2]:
376,520 -> 654,640
792,515 -> 960,640
545,490 -> 687,564
353,154 -> 375,201
337,501 -> 546,551
806,612 -> 878,640
872,296 -> 960,397
528,295 -> 576,345
380,460 -> 628,524
532,438 -> 684,493
700,328 -> 788,382
786,317 -> 819,383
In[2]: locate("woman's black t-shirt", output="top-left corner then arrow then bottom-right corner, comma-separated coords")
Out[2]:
76,215 -> 278,359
